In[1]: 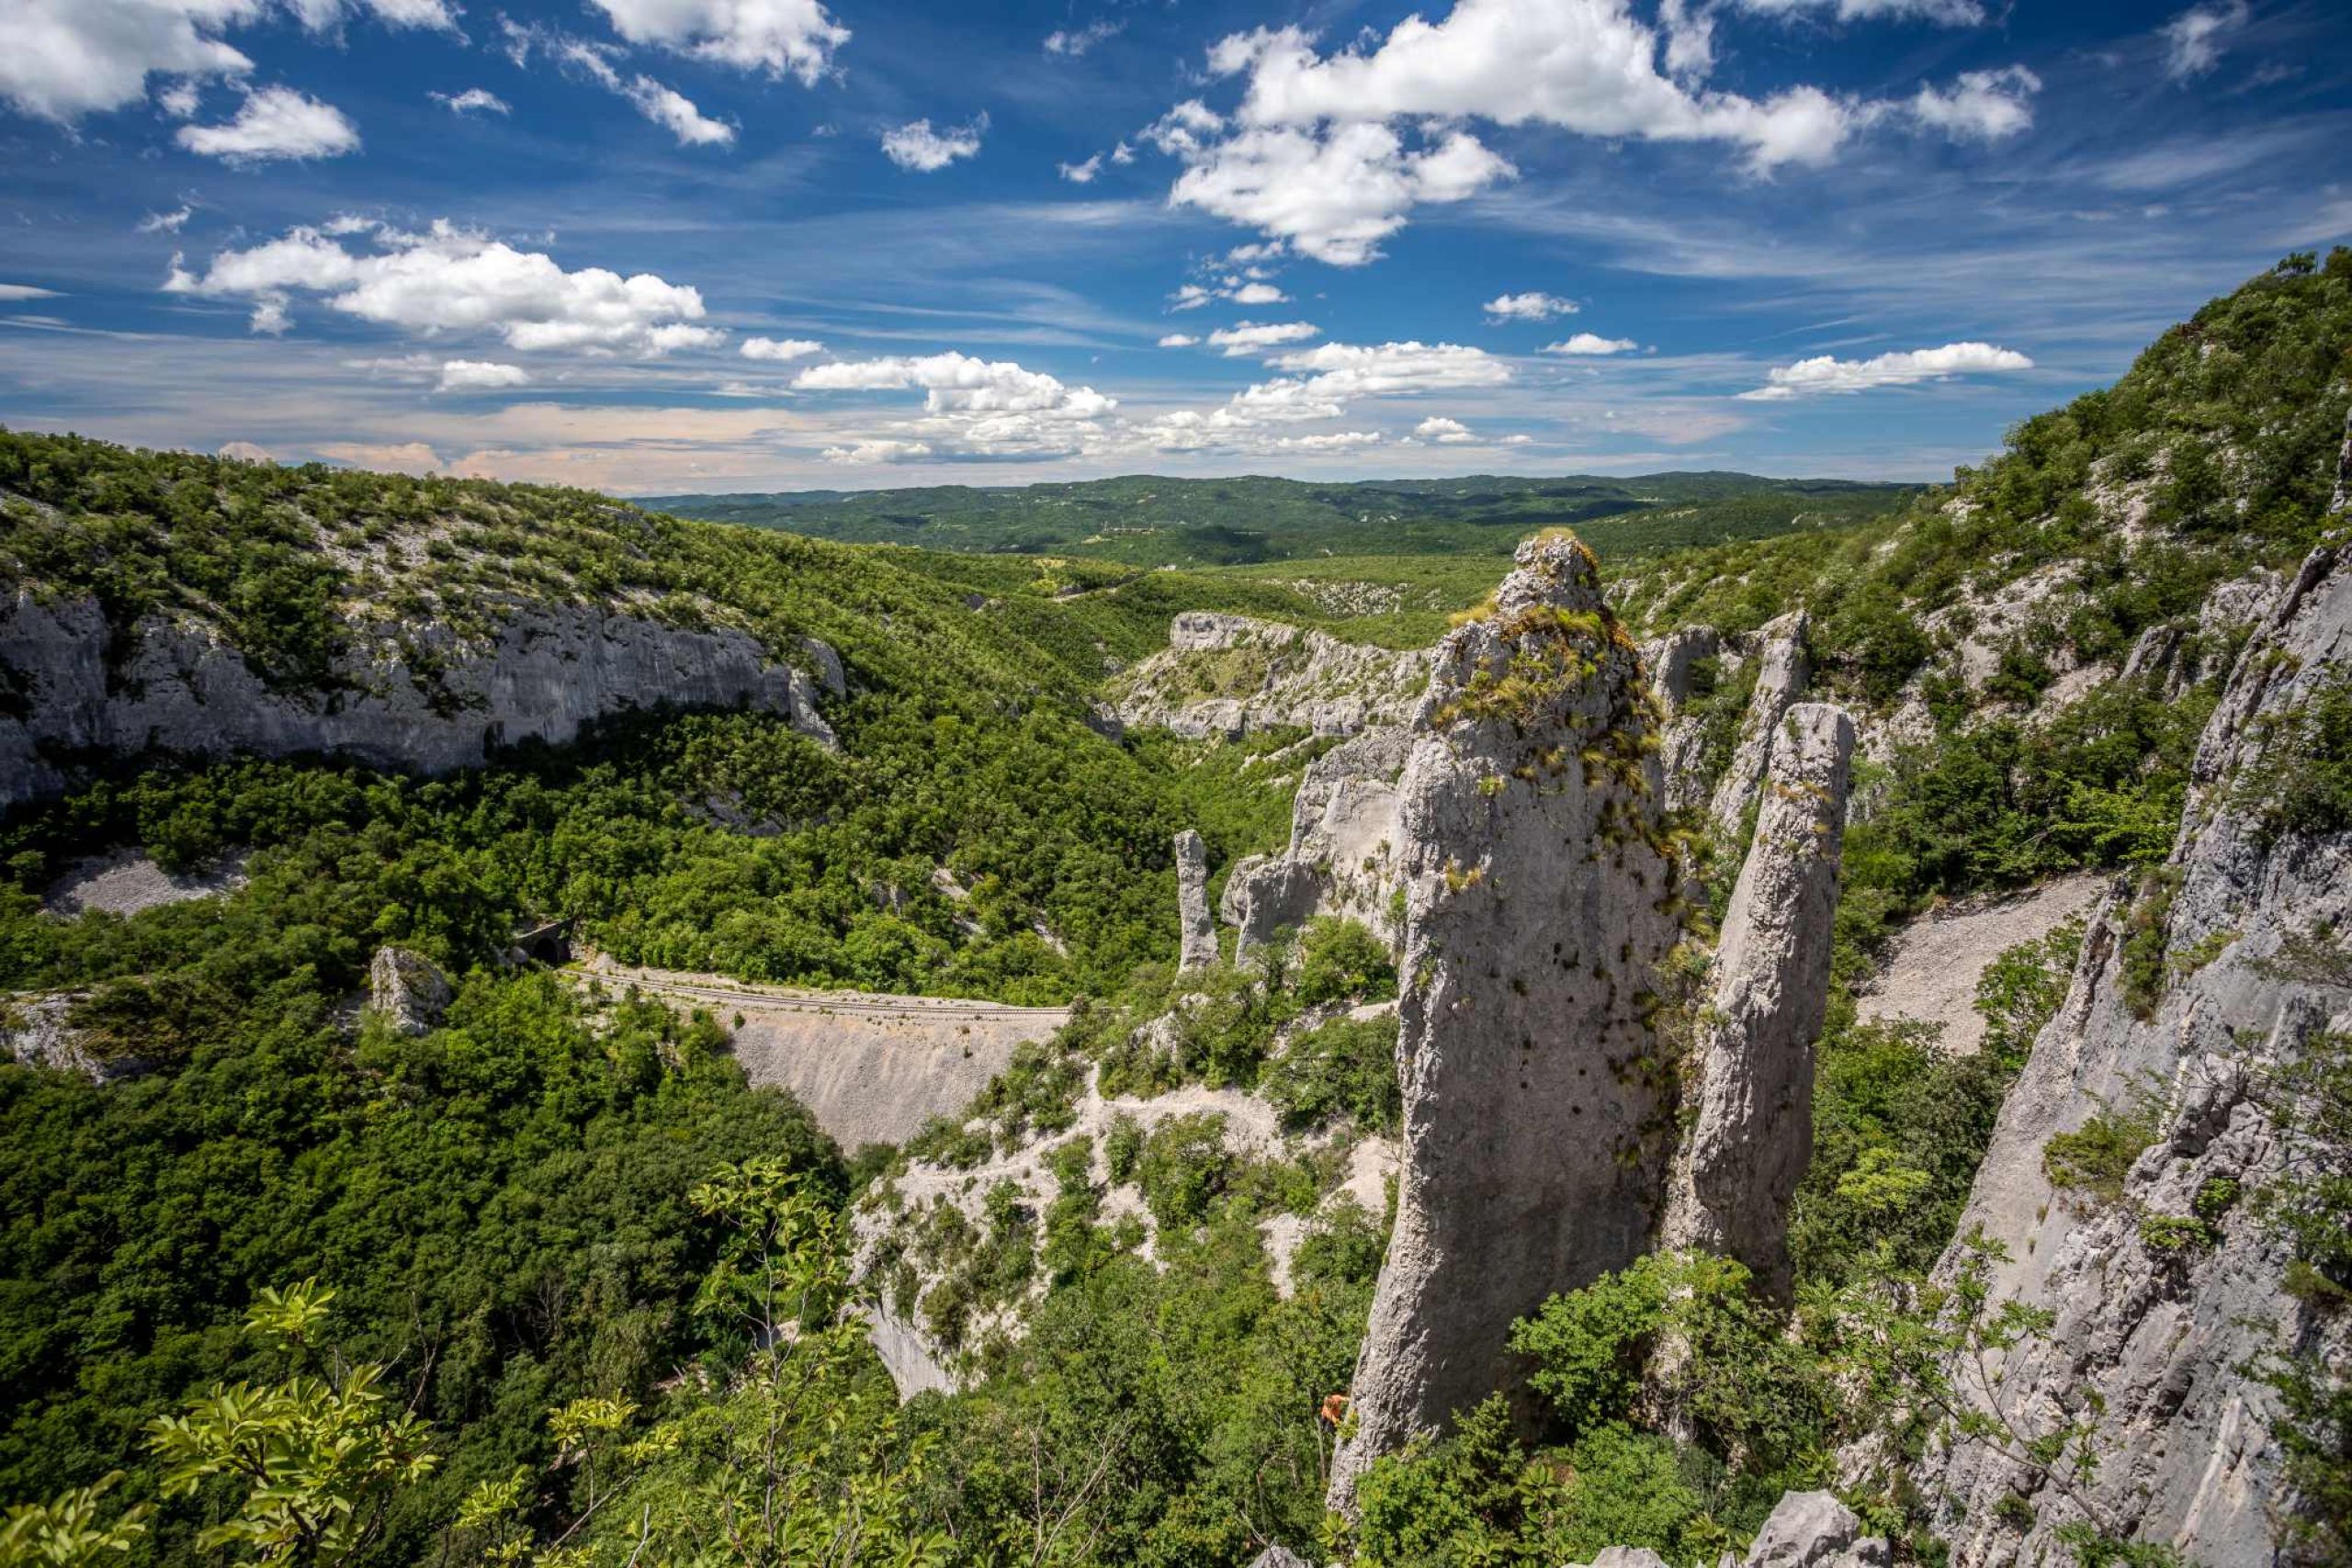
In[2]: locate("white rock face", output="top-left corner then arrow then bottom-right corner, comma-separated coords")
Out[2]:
1914,536 -> 2352,1563
1642,626 -> 1722,720
1707,610 -> 1811,840
1175,829 -> 1217,971
1662,701 -> 1853,1299
1740,1490 -> 1889,1568
1329,534 -> 1680,1511
0,590 -> 834,807
368,946 -> 452,1037
1221,726 -> 1412,958
1111,612 -> 1431,741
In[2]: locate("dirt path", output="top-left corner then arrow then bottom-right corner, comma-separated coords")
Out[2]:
574,957 -> 1071,1149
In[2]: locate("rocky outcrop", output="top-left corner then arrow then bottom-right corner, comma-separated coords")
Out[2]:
369,946 -> 452,1037
1174,829 -> 1217,971
1662,701 -> 1853,1299
1221,725 -> 1413,959
1642,626 -> 1722,718
1329,533 -> 1680,1511
1706,611 -> 1810,840
0,591 -> 835,808
1111,613 -> 1431,741
1741,1491 -> 1889,1568
1564,1490 -> 1888,1568
1911,534 -> 2352,1562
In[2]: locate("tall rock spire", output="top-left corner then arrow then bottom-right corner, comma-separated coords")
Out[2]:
1661,700 -> 1854,1300
1173,829 -> 1217,972
1328,532 -> 1682,1512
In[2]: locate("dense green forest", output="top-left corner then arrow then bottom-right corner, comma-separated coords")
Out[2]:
645,471 -> 1915,567
1,252 -> 2347,1565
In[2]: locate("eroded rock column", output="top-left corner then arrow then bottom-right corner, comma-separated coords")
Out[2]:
1174,829 -> 1217,972
1707,609 -> 1811,840
1661,701 -> 1854,1299
1329,532 -> 1680,1511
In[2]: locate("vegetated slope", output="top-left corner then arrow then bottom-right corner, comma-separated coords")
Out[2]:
645,470 -> 1915,566
0,436 -> 1370,1563
0,429 -> 1408,1004
1623,250 -> 2352,929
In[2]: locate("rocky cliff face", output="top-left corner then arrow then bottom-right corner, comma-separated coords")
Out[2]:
1110,612 -> 1431,741
1912,533 -> 2352,1562
1221,726 -> 1412,958
1706,611 -> 1812,840
0,590 -> 836,807
1662,700 -> 1854,1300
1329,533 -> 1681,1510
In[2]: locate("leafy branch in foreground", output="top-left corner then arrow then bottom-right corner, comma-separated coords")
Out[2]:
143,1280 -> 436,1567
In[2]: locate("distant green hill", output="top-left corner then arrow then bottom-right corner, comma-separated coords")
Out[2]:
642,471 -> 1918,567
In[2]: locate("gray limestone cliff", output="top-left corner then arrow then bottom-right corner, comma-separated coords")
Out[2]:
1174,829 -> 1217,972
1661,701 -> 1854,1300
1706,610 -> 1812,840
1328,533 -> 1681,1511
0,590 -> 836,807
1110,612 -> 1431,741
1909,533 -> 2352,1562
1220,724 -> 1413,960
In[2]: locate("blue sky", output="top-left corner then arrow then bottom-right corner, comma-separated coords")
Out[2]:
1,0 -> 2346,494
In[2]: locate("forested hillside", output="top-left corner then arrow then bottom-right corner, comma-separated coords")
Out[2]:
647,471 -> 1913,566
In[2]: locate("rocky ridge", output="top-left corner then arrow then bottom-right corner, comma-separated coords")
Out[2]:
1911,529 -> 2352,1562
0,590 -> 837,807
1109,611 -> 1431,741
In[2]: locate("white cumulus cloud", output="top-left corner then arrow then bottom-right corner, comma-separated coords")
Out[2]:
1739,341 -> 2032,399
1908,65 -> 2040,141
1206,320 -> 1320,357
0,0 -> 257,122
1485,291 -> 1577,321
741,336 -> 822,361
432,87 -> 512,115
796,350 -> 1116,461
1168,120 -> 1514,266
1266,340 -> 1513,396
0,0 -> 448,123
881,115 -> 985,172
1149,0 -> 2042,263
1544,333 -> 1639,355
1413,416 -> 1477,444
2160,0 -> 2248,81
822,438 -> 933,465
622,74 -> 734,144
436,359 -> 531,391
175,84 -> 358,162
166,219 -> 722,355
586,0 -> 848,82
1158,333 -> 1200,347
1058,152 -> 1102,184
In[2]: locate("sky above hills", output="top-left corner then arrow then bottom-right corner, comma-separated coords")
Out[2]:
1,0 -> 2346,494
